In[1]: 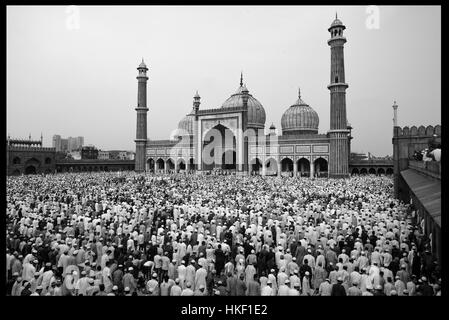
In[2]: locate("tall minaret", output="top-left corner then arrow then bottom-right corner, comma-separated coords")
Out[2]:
135,58 -> 149,172
392,101 -> 398,127
327,14 -> 349,178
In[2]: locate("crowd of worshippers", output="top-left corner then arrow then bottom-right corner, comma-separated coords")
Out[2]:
6,172 -> 442,296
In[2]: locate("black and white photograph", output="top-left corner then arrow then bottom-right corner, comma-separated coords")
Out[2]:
6,5 -> 441,298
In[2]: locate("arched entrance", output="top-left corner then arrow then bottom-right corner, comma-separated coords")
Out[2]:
297,158 -> 310,177
166,158 -> 175,172
368,168 -> 376,175
250,158 -> 262,175
24,158 -> 40,175
281,157 -> 293,175
202,123 -> 237,171
265,158 -> 278,176
12,169 -> 21,176
314,158 -> 328,177
351,168 -> 359,175
147,158 -> 155,172
156,158 -> 165,171
177,159 -> 186,172
386,168 -> 393,175
25,166 -> 37,174
360,168 -> 368,175
377,168 -> 385,175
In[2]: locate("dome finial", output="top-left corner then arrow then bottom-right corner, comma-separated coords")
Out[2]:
240,71 -> 243,87
336,12 -> 338,19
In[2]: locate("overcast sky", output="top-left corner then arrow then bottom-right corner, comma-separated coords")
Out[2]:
7,5 -> 440,156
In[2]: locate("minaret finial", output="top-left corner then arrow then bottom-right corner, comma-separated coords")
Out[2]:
298,87 -> 301,99
336,12 -> 338,19
240,71 -> 243,87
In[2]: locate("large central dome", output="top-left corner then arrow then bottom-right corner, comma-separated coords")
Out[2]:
281,89 -> 319,135
221,76 -> 266,129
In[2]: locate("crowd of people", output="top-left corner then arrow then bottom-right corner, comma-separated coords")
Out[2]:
6,171 -> 441,296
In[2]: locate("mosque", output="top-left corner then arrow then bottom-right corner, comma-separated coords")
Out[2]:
134,16 -> 353,178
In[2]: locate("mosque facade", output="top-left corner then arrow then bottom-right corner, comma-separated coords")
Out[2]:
135,16 -> 352,178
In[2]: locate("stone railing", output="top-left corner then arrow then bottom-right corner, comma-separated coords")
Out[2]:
408,160 -> 441,180
8,146 -> 56,152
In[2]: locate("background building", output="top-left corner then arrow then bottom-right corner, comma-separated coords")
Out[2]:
81,145 -> 99,159
139,17 -> 352,177
52,134 -> 84,152
98,150 -> 110,160
7,134 -> 56,175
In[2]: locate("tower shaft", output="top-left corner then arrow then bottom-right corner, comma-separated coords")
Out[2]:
135,60 -> 149,172
328,18 -> 349,178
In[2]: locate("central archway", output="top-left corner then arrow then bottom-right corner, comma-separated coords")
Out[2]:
24,158 -> 40,175
222,150 -> 236,170
202,123 -> 236,171
25,166 -> 37,174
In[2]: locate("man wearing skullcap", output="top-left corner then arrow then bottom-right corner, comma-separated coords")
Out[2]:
170,279 -> 182,296
181,281 -> 194,296
123,267 -> 137,294
261,280 -> 274,296
348,281 -> 362,296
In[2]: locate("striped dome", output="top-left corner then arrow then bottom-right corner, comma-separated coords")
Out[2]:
281,90 -> 319,135
221,84 -> 266,129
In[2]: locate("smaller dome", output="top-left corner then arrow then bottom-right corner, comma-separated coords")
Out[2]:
281,89 -> 319,135
330,18 -> 343,27
138,58 -> 147,69
178,111 -> 195,136
194,90 -> 200,99
269,123 -> 276,130
329,14 -> 345,31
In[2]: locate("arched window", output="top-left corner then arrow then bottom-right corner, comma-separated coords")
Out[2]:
45,157 -> 51,164
13,157 -> 21,165
335,76 -> 339,83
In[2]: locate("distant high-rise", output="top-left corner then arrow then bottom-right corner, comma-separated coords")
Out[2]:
52,135 -> 62,152
53,134 -> 84,152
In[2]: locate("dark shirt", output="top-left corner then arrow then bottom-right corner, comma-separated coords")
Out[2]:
331,283 -> 346,296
